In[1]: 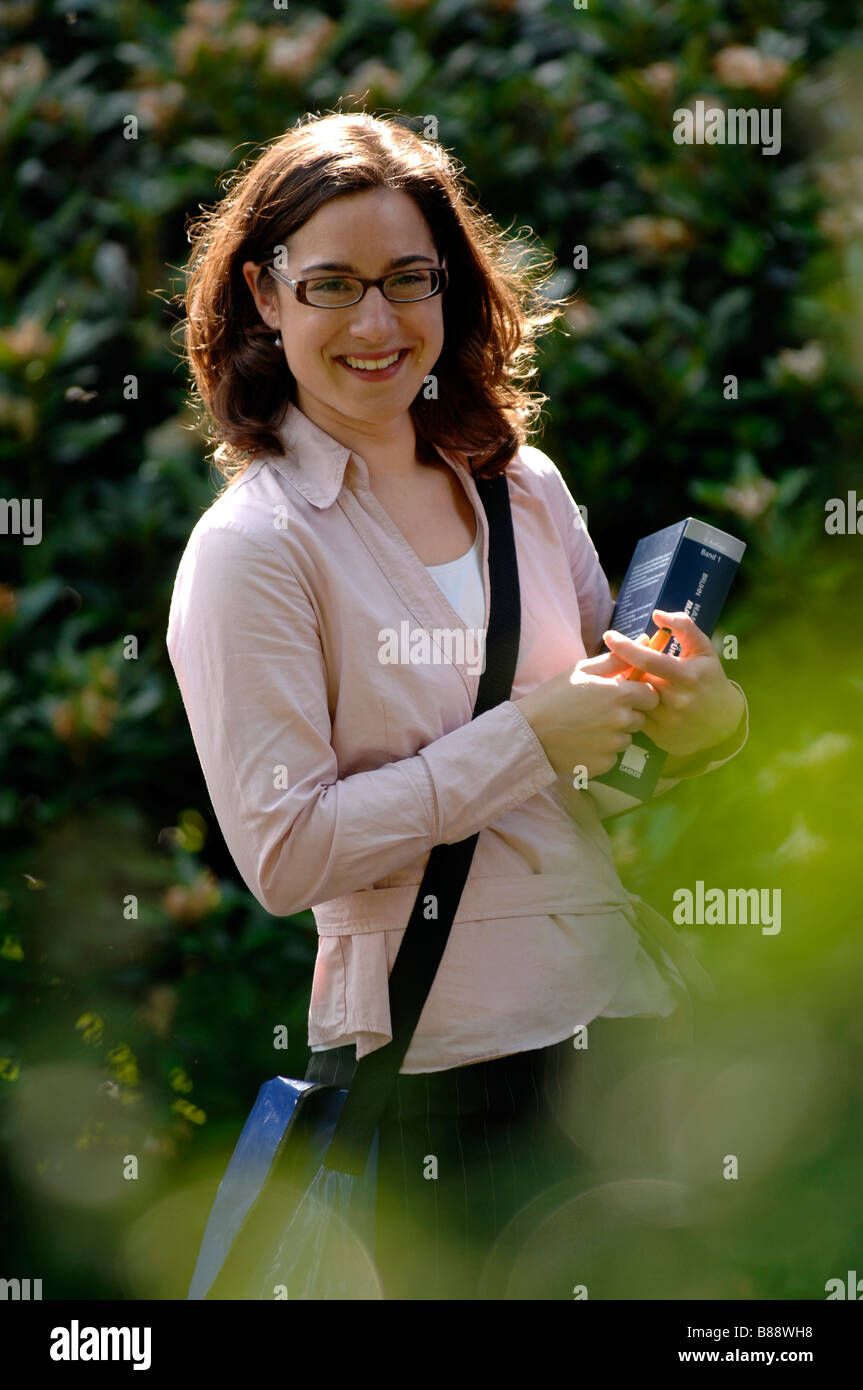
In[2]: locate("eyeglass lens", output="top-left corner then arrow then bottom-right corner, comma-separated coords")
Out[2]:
304,269 -> 440,306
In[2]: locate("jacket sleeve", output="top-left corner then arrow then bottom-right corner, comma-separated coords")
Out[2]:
166,521 -> 556,918
545,455 -> 749,791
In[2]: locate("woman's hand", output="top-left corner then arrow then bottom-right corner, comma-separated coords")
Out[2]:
602,609 -> 745,759
514,658 -> 661,780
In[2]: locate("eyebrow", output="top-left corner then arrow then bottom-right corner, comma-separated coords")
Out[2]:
298,254 -> 436,275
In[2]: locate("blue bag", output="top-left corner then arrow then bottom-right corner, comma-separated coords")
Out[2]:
188,1079 -> 381,1299
185,473 -> 521,1300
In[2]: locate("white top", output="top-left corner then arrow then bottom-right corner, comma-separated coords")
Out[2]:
425,523 -> 486,636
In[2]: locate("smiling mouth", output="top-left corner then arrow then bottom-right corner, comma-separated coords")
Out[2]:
337,348 -> 410,373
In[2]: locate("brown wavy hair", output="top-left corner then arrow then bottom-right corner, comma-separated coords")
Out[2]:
176,108 -> 573,486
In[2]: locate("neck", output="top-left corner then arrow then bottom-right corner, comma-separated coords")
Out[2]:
293,393 -> 426,483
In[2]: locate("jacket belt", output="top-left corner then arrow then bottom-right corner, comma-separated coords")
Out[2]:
312,875 -> 717,1001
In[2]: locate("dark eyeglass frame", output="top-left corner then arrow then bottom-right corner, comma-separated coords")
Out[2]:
263,261 -> 448,307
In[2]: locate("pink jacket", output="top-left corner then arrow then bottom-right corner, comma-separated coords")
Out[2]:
166,402 -> 747,1071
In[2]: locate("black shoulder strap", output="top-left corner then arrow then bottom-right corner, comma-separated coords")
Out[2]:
323,470 -> 521,1174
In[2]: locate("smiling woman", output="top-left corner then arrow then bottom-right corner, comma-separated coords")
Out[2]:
168,109 -> 749,1301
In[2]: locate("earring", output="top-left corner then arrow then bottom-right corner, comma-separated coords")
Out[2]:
274,333 -> 282,350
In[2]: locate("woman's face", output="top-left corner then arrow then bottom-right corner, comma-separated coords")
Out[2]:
242,186 -> 445,437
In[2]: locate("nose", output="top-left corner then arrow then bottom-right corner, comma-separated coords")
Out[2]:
345,285 -> 402,341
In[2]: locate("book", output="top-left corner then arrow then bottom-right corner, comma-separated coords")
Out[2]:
588,517 -> 746,818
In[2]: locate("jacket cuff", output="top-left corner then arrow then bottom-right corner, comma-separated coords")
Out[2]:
655,680 -> 749,790
418,699 -> 557,844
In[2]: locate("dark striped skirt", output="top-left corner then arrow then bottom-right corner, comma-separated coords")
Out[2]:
304,996 -> 694,1300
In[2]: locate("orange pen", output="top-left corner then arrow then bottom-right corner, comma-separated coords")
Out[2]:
619,625 -> 673,682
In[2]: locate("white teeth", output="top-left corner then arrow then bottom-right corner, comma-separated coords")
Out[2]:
342,351 -> 402,370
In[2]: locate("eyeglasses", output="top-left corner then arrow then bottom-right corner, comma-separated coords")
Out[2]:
264,262 -> 448,308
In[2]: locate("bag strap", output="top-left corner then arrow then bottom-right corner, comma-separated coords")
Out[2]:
323,470 -> 522,1175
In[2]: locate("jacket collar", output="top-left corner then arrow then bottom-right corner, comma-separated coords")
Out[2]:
267,399 -> 468,508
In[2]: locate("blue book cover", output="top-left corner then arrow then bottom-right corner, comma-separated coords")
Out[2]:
591,517 -> 745,810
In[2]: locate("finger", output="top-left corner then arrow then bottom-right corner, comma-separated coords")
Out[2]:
622,679 -> 661,710
578,650 -> 632,679
603,629 -> 694,685
651,609 -> 715,657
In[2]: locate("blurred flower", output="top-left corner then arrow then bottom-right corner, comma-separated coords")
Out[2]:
169,1067 -> 193,1094
0,936 -> 23,960
172,0 -> 236,69
131,81 -> 186,134
638,61 -> 677,98
813,159 -> 863,246
233,21 -> 264,56
349,60 -> 403,99
617,215 -> 695,258
564,300 -> 601,337
814,157 -> 863,197
0,43 -> 48,103
22,873 -> 44,889
0,316 -> 53,360
137,984 -> 178,1040
816,207 -> 863,242
0,1059 -> 21,1081
721,476 -> 778,520
188,0 -> 233,20
51,687 -> 119,744
264,17 -> 336,80
162,869 -> 221,923
776,340 -> 826,384
713,45 -> 790,94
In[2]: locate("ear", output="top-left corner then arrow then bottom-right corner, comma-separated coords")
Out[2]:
241,260 -> 279,330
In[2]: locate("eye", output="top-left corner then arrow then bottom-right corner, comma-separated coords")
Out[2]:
308,277 -> 353,293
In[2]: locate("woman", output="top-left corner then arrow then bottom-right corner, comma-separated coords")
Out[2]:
167,111 -> 748,1300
